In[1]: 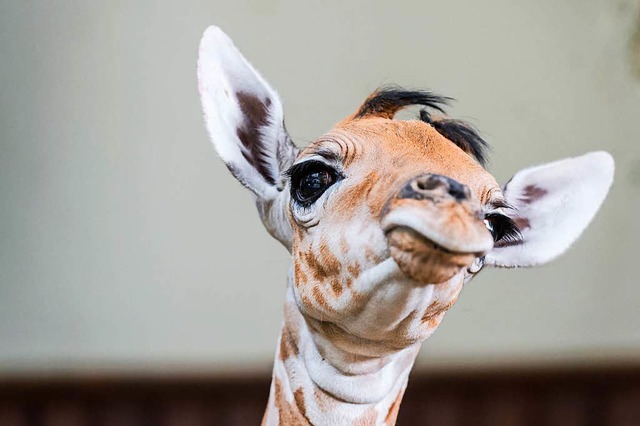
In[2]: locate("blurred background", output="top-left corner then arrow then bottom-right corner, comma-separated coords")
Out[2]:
1,0 -> 639,424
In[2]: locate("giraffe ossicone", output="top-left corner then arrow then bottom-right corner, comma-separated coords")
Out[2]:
197,25 -> 615,425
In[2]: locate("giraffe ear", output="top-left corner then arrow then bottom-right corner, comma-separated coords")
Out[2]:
484,151 -> 614,268
197,26 -> 298,199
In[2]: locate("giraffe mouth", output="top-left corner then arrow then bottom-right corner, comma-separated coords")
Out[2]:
389,227 -> 467,255
384,226 -> 480,284
381,203 -> 493,284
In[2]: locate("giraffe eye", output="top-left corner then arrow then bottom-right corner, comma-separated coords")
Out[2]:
287,161 -> 338,205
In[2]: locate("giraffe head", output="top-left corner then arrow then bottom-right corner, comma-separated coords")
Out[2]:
198,27 -> 614,351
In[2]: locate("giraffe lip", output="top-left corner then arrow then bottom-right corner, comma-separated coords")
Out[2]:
381,209 -> 494,255
385,226 -> 455,254
384,225 -> 474,255
384,226 -> 479,284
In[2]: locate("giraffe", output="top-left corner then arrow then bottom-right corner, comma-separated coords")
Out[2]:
197,26 -> 614,425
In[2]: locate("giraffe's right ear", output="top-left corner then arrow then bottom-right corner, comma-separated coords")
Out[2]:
197,26 -> 298,199
484,151 -> 614,268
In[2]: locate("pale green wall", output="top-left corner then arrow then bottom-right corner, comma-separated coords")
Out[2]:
1,0 -> 639,375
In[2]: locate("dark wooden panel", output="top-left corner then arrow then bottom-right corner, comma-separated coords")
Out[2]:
1,366 -> 639,425
605,388 -> 640,426
542,389 -> 590,426
42,402 -> 86,426
0,403 -> 27,426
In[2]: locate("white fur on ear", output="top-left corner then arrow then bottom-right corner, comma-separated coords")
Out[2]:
197,26 -> 297,198
485,151 -> 614,268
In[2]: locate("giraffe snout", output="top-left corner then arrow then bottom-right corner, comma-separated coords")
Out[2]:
399,174 -> 471,202
381,173 -> 494,284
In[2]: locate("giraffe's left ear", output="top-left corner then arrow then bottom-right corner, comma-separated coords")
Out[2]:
197,26 -> 299,250
197,26 -> 298,199
485,151 -> 614,268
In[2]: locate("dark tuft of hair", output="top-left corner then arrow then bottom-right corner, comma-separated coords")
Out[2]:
355,85 -> 490,166
429,118 -> 490,166
355,86 -> 451,119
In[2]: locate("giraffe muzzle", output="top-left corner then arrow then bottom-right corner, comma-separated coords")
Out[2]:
381,174 -> 494,284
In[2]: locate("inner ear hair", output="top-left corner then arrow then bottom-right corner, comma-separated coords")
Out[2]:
235,92 -> 278,185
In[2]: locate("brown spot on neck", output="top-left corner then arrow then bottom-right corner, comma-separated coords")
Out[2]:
312,285 -> 330,310
330,277 -> 344,297
273,379 -> 312,425
294,261 -> 309,287
294,388 -> 308,421
299,242 -> 346,301
421,280 -> 463,325
348,262 -> 362,279
421,299 -> 456,323
365,248 -> 383,264
279,304 -> 300,361
340,236 -> 350,255
302,243 -> 341,283
344,275 -> 354,289
384,387 -> 406,425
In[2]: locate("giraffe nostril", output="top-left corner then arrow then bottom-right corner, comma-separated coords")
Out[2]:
402,174 -> 470,201
414,175 -> 442,192
447,179 -> 470,201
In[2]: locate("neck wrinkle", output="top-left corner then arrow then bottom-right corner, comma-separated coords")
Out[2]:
306,316 -> 416,376
281,283 -> 419,405
264,274 -> 423,425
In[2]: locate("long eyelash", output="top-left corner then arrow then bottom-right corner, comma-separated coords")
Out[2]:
283,162 -> 304,179
500,216 -> 523,244
283,160 -> 329,180
285,160 -> 344,183
485,213 -> 523,244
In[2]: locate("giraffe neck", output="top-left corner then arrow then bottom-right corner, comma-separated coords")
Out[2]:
262,283 -> 421,425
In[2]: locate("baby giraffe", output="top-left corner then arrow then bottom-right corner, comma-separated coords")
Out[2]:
197,26 -> 614,425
